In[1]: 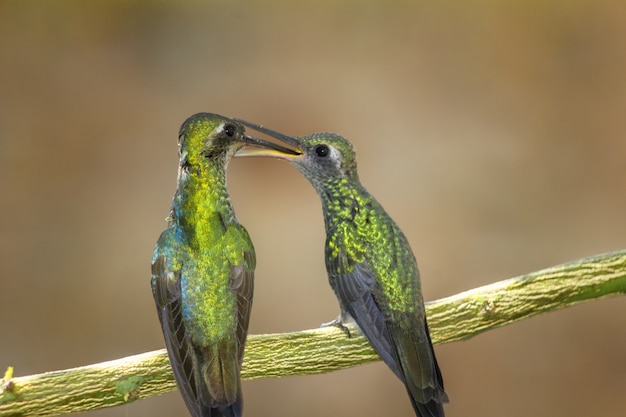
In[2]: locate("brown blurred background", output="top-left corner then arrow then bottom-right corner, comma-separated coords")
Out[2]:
1,1 -> 625,416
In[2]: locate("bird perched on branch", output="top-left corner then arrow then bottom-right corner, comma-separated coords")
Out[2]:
236,120 -> 448,417
151,113 -> 296,417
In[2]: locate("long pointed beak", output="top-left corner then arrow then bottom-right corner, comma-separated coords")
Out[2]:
235,119 -> 303,160
238,134 -> 302,158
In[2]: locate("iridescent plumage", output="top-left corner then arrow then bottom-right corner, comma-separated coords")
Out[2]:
152,113 -> 294,417
236,122 -> 448,417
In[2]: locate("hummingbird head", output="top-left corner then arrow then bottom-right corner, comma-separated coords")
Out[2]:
177,113 -> 299,171
234,119 -> 359,190
177,113 -> 248,169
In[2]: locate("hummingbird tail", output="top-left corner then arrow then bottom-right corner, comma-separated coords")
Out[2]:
198,382 -> 243,417
388,321 -> 448,417
201,403 -> 242,417
408,395 -> 446,417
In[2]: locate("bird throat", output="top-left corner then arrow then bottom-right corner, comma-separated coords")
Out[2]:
319,179 -> 371,231
175,162 -> 236,249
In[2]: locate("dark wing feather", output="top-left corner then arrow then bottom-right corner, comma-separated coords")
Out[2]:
151,254 -> 203,417
331,262 -> 403,379
230,249 -> 255,363
332,261 -> 447,417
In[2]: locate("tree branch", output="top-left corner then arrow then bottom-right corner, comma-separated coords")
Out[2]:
2,250 -> 625,417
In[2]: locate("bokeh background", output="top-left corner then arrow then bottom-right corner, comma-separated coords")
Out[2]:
1,1 -> 625,416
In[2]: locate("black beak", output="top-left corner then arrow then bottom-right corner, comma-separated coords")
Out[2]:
235,119 -> 302,149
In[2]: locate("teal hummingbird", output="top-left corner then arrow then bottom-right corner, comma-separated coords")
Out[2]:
151,113 -> 296,417
236,121 -> 448,417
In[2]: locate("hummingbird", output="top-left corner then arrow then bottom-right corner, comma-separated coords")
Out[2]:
151,113 -> 297,417
236,121 -> 448,417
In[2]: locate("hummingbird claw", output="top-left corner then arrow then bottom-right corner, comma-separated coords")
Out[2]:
321,316 -> 352,338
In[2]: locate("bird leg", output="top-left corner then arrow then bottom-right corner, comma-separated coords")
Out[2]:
321,313 -> 352,338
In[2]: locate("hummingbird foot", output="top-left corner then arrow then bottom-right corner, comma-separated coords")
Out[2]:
321,316 -> 352,338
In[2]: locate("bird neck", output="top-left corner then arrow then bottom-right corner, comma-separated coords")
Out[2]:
173,161 -> 236,247
318,177 -> 372,230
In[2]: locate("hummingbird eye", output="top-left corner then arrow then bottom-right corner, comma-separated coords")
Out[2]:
315,144 -> 330,157
223,124 -> 236,137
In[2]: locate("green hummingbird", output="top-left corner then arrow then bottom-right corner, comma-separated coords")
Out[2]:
151,113 -> 296,417
236,121 -> 448,417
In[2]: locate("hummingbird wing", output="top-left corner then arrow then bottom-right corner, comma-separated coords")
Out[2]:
332,261 -> 447,416
151,252 -> 203,417
330,261 -> 403,379
229,248 -> 255,364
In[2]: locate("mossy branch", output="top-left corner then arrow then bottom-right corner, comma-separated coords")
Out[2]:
2,250 -> 626,417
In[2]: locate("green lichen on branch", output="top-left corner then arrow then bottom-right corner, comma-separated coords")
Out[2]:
1,250 -> 625,417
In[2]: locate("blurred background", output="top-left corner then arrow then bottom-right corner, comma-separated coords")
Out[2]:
1,1 -> 625,416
